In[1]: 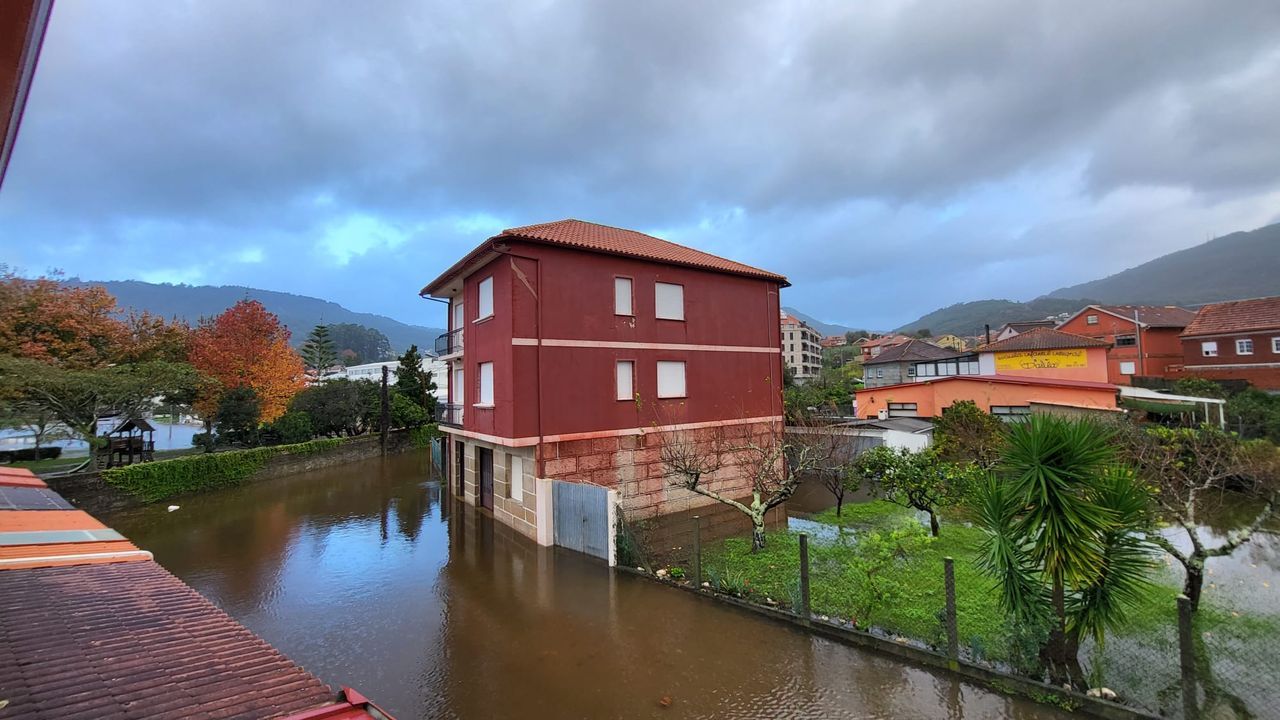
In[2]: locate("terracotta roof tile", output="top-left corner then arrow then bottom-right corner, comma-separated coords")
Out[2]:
978,327 -> 1110,352
0,561 -> 336,720
1182,296 -> 1280,337
863,339 -> 962,365
423,218 -> 787,294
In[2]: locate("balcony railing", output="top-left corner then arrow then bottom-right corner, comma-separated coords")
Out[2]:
435,403 -> 464,427
434,328 -> 463,356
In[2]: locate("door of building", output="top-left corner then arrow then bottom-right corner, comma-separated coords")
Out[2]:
455,441 -> 466,497
477,447 -> 494,510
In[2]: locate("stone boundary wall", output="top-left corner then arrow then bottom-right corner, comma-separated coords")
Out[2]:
45,431 -> 416,516
540,419 -> 783,517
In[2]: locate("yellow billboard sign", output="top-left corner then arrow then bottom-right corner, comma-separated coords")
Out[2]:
995,348 -> 1088,372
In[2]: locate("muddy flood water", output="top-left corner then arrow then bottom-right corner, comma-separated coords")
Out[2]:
109,451 -> 1072,720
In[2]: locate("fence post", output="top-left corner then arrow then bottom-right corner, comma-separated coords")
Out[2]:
691,515 -> 702,589
944,556 -> 959,664
1177,594 -> 1198,720
799,533 -> 811,623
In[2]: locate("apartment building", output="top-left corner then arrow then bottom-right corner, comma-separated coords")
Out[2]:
421,219 -> 788,542
780,312 -> 823,383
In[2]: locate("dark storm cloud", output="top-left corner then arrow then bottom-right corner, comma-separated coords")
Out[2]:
2,0 -> 1279,330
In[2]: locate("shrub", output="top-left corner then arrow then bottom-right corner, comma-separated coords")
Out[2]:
102,438 -> 343,502
264,411 -> 313,445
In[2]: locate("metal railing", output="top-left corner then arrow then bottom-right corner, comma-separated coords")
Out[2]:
434,328 -> 463,356
435,403 -> 464,427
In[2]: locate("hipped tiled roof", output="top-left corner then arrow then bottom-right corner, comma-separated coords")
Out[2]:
863,339 -> 961,365
1182,296 -> 1280,337
979,327 -> 1110,352
423,219 -> 787,294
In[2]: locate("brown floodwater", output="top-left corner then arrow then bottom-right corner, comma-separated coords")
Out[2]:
108,452 -> 1073,720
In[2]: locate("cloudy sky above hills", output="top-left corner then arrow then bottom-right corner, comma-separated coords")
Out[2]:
2,0 -> 1279,330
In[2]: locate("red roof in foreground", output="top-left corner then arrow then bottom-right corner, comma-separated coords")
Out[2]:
978,327 -> 1110,352
1182,296 -> 1280,337
422,219 -> 788,294
0,561 -> 337,720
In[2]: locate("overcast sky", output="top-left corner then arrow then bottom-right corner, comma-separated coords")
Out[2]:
2,1 -> 1279,331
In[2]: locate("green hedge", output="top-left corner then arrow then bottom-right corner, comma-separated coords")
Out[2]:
102,438 -> 344,503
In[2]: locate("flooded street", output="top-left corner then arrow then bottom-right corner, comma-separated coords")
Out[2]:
110,452 -> 1071,719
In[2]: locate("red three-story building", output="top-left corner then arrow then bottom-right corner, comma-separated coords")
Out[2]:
421,219 -> 788,546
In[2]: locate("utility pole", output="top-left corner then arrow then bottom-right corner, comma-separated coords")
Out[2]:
1133,309 -> 1145,377
380,365 -> 390,455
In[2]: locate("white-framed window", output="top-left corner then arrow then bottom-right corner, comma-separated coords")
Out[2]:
1119,361 -> 1136,375
1236,338 -> 1254,355
1273,337 -> 1280,354
614,277 -> 633,316
615,360 -> 634,401
477,362 -> 494,405
452,300 -> 464,331
453,367 -> 464,404
1086,315 -> 1098,325
476,276 -> 494,320
876,368 -> 884,378
887,402 -> 918,418
655,282 -> 684,320
508,454 -> 524,501
1201,341 -> 1218,357
991,405 -> 1032,422
656,361 -> 686,398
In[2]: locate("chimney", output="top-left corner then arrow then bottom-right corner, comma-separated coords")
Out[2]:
984,324 -> 991,345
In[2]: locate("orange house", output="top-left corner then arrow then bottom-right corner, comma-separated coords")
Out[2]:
1056,305 -> 1196,384
855,328 -> 1118,420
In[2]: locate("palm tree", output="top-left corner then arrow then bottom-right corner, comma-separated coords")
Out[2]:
975,414 -> 1153,688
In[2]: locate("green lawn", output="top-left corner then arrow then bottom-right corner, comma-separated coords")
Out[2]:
697,501 -> 1280,712
6,446 -> 203,475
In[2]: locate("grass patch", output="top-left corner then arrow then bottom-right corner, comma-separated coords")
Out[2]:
7,447 -> 202,474
703,500 -> 1280,677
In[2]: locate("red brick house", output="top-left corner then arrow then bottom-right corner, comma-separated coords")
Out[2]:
421,219 -> 788,543
1056,304 -> 1197,384
1179,296 -> 1280,391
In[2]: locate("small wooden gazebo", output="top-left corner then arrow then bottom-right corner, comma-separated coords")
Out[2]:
101,417 -> 157,468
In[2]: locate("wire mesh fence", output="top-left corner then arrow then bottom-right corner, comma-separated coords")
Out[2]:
619,503 -> 1280,719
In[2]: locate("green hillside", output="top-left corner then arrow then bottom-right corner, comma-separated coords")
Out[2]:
1046,221 -> 1280,305
68,279 -> 444,354
894,297 -> 1095,337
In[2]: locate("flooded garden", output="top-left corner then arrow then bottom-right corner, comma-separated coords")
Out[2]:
108,451 -> 1075,719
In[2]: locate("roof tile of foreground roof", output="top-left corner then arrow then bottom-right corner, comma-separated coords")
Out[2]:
1181,296 -> 1280,337
0,560 -> 338,720
978,327 -> 1111,352
422,218 -> 787,294
0,469 -> 389,719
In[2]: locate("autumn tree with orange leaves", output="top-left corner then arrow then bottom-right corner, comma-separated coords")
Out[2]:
0,270 -> 191,367
188,300 -> 305,424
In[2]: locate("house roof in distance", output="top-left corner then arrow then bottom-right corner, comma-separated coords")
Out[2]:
979,327 -> 1110,352
1182,296 -> 1280,337
1060,304 -> 1197,329
863,338 -> 961,365
997,320 -> 1056,334
422,219 -> 788,295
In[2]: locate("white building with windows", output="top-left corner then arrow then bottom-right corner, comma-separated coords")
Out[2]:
781,311 -> 823,383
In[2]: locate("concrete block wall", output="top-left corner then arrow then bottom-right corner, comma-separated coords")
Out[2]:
451,437 -> 541,543
539,419 -> 783,518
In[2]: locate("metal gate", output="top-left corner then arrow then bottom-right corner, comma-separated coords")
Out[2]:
552,481 -> 613,563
